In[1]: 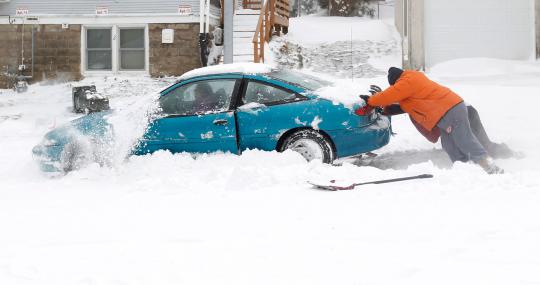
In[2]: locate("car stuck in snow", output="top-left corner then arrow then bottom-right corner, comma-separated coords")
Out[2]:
32,64 -> 391,173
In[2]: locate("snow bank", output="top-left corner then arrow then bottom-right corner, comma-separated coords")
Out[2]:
268,15 -> 401,79
2,70 -> 540,285
179,63 -> 273,80
429,58 -> 540,78
2,13 -> 540,285
286,16 -> 399,47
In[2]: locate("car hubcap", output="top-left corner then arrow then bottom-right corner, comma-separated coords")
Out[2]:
288,139 -> 324,161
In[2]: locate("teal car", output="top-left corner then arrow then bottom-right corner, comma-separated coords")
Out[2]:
33,68 -> 391,173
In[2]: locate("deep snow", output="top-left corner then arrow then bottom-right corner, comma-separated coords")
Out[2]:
1,21 -> 540,285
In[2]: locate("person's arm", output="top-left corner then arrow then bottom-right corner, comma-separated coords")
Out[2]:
383,104 -> 405,116
367,79 -> 413,107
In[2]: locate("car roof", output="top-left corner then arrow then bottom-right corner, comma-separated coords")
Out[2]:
178,63 -> 274,81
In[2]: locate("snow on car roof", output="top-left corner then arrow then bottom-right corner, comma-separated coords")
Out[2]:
179,63 -> 274,80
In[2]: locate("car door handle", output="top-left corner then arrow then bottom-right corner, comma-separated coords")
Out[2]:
213,119 -> 228,126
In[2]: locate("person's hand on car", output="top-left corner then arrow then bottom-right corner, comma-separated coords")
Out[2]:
360,95 -> 371,105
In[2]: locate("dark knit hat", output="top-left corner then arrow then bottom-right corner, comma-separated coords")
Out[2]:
387,67 -> 404,85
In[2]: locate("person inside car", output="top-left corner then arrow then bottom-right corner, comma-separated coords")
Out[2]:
362,67 -> 508,174
193,82 -> 220,113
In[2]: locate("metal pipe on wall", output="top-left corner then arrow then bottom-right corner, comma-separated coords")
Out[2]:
31,25 -> 35,78
224,0 -> 233,63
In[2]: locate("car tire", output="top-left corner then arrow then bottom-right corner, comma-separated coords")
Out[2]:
280,129 -> 335,163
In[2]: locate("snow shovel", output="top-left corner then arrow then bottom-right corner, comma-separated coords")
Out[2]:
308,174 -> 434,191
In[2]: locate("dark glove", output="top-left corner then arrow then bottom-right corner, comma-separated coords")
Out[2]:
369,85 -> 382,95
359,95 -> 371,105
383,104 -> 405,116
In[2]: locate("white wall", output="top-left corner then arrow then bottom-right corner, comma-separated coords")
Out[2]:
425,0 -> 535,68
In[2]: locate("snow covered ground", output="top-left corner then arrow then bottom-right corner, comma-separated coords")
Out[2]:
1,22 -> 540,285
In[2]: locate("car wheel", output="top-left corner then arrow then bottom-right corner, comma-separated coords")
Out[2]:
280,129 -> 335,163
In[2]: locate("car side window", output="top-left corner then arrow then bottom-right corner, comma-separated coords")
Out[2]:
160,79 -> 237,115
243,81 -> 298,105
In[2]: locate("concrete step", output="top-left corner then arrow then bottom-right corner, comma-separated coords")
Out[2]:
233,54 -> 255,62
234,16 -> 260,22
233,23 -> 258,29
232,8 -> 259,59
234,37 -> 254,43
235,9 -> 261,15
234,14 -> 260,19
233,47 -> 255,55
233,34 -> 255,39
233,31 -> 256,37
233,20 -> 260,27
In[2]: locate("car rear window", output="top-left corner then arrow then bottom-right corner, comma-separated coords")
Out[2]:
268,70 -> 333,91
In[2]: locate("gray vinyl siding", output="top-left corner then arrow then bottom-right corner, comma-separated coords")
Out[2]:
0,0 -> 220,17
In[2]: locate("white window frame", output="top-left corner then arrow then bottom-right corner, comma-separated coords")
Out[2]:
82,24 -> 149,76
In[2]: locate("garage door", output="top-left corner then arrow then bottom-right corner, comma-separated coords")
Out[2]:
424,0 -> 535,68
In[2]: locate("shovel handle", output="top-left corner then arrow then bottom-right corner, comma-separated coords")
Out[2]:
358,174 -> 434,186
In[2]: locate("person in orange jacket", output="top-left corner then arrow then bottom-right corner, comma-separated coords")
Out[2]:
362,67 -> 505,174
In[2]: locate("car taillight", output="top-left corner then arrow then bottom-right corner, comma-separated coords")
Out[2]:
354,105 -> 374,116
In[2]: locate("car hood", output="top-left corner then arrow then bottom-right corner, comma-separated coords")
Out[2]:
41,110 -> 114,147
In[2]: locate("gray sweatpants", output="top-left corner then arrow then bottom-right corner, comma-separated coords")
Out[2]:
436,102 -> 488,163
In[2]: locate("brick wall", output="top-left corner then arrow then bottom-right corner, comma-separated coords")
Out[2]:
149,23 -> 202,77
0,24 -> 82,89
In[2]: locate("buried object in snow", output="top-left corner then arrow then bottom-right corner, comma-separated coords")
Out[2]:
72,85 -> 110,113
308,174 -> 434,191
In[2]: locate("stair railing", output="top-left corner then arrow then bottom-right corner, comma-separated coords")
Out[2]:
252,0 -> 290,63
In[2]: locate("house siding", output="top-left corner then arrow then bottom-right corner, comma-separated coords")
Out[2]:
0,0 -> 220,17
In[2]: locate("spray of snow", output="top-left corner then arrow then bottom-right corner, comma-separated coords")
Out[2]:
104,93 -> 161,167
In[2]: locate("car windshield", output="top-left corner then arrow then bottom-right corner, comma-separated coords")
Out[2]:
267,70 -> 333,91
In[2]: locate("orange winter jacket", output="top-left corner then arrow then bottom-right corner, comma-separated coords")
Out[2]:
368,70 -> 463,131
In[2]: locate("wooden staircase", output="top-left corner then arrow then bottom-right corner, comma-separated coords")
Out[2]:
232,0 -> 290,63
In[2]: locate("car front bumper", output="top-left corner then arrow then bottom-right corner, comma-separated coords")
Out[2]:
32,144 -> 63,173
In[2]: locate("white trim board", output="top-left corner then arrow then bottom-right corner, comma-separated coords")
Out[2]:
0,14 -> 220,26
